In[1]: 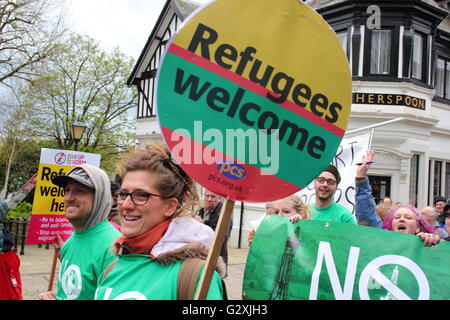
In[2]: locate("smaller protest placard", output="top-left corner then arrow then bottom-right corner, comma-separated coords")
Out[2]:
243,216 -> 450,300
26,148 -> 101,244
6,172 -> 38,209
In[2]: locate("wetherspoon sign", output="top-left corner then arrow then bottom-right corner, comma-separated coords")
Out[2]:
156,0 -> 352,202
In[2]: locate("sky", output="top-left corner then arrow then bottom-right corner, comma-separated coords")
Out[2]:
1,1 -> 212,127
68,0 -> 210,60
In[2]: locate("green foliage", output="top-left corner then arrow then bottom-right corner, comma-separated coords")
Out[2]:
1,33 -> 137,189
22,34 -> 137,165
0,139 -> 59,194
0,200 -> 9,222
6,201 -> 32,220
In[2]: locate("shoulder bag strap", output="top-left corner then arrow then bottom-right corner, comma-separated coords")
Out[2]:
177,258 -> 205,300
101,259 -> 118,282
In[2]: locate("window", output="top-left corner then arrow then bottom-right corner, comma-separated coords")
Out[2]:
434,161 -> 442,199
337,31 -> 348,57
447,61 -> 450,99
436,57 -> 450,100
370,30 -> 391,75
446,162 -> 450,199
409,154 -> 419,207
136,13 -> 180,118
412,33 -> 424,80
436,58 -> 445,97
368,176 -> 391,205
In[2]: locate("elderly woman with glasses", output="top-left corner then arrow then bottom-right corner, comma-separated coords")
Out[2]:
94,144 -> 225,300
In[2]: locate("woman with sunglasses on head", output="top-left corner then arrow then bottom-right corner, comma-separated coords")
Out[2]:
95,144 -> 224,300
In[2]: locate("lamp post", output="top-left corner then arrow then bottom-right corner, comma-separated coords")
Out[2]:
71,120 -> 87,151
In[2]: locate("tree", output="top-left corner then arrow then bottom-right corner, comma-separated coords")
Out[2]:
0,102 -> 27,197
0,0 -> 68,198
0,135 -> 58,197
0,83 -> 42,198
0,0 -> 67,89
23,34 -> 137,172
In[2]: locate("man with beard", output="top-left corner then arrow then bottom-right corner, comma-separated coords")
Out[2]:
39,164 -> 121,300
311,164 -> 356,224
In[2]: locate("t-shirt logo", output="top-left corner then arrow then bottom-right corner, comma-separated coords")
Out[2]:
97,288 -> 147,300
60,262 -> 82,299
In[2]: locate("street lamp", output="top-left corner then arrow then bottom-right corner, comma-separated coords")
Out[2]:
71,120 -> 87,151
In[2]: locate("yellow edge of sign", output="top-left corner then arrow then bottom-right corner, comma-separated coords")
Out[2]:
172,0 -> 352,130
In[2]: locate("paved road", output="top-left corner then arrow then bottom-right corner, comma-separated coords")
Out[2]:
18,244 -> 248,300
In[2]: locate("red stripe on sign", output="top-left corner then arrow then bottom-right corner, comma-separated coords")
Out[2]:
161,125 -> 301,203
168,43 -> 345,138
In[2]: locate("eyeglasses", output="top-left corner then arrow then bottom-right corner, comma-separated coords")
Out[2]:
116,190 -> 166,206
316,177 -> 337,186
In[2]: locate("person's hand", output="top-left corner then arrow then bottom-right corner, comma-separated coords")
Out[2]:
289,214 -> 303,223
54,233 -> 64,250
38,291 -> 56,300
416,232 -> 440,246
194,215 -> 204,224
52,233 -> 64,261
356,151 -> 375,178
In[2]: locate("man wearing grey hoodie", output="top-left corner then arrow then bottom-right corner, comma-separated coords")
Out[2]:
39,164 -> 121,300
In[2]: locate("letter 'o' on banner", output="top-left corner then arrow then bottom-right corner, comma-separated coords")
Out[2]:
156,0 -> 351,202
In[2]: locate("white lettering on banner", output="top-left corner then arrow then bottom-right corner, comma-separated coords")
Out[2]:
359,255 -> 430,300
309,242 -> 430,300
309,241 -> 360,300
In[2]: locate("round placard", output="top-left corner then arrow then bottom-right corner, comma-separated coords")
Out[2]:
156,0 -> 351,202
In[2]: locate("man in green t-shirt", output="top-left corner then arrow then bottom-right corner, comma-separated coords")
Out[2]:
38,164 -> 121,300
310,164 -> 356,224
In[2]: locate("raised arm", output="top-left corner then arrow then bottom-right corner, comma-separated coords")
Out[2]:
355,152 -> 382,228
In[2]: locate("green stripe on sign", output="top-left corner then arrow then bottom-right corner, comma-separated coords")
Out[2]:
157,52 -> 342,188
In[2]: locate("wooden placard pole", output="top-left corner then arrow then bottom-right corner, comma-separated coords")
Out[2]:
195,198 -> 235,300
48,248 -> 59,291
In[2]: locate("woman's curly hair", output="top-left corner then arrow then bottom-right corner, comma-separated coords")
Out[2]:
117,144 -> 200,217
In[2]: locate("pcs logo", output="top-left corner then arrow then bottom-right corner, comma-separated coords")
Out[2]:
217,161 -> 247,181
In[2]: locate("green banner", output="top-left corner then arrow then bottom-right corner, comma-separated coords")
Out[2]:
243,216 -> 450,300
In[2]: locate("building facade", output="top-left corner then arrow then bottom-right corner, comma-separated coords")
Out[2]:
128,0 -> 450,247
311,0 -> 450,207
